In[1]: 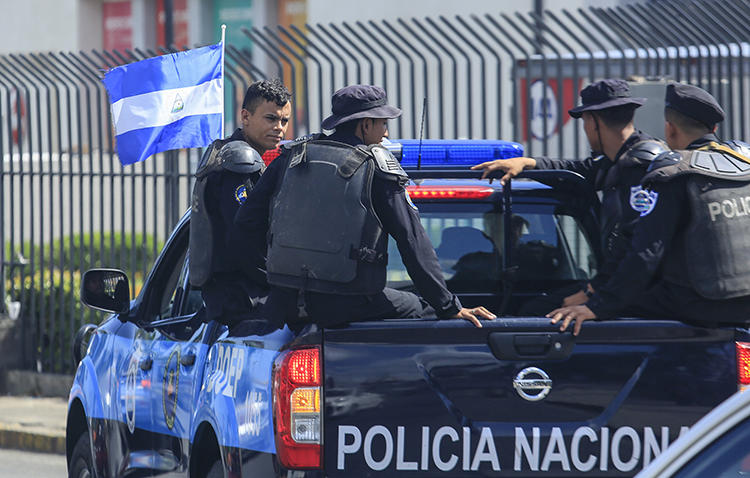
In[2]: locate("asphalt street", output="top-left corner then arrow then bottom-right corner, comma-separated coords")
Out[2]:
0,448 -> 66,477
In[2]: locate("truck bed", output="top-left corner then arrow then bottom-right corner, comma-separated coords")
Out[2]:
323,317 -> 743,476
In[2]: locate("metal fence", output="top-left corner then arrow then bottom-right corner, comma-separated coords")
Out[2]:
3,0 -> 750,373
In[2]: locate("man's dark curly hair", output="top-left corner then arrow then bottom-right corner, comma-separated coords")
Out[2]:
242,79 -> 292,112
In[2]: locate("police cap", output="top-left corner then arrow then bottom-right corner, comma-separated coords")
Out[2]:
321,85 -> 402,130
665,82 -> 725,128
568,79 -> 646,118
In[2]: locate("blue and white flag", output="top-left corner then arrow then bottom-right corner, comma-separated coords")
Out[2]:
103,43 -> 223,165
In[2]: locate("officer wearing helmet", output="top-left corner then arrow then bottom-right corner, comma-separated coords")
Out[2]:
551,83 -> 750,335
472,79 -> 669,314
235,85 -> 495,328
189,79 -> 292,326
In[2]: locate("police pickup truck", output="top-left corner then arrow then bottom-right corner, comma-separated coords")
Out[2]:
67,140 -> 749,478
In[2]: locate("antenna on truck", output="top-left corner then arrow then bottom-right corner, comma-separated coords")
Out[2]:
417,97 -> 427,170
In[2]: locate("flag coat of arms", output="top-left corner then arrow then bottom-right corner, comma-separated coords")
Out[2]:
103,43 -> 224,165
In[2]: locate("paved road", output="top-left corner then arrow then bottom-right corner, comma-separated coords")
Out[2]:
0,448 -> 66,477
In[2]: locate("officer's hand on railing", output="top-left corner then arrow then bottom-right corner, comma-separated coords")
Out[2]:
547,305 -> 597,336
470,157 -> 537,185
450,307 -> 497,328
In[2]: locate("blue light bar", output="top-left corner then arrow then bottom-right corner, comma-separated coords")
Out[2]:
384,139 -> 524,168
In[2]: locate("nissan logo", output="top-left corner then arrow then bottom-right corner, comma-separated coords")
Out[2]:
513,367 -> 552,401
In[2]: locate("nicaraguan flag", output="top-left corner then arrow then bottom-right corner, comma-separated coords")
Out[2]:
103,43 -> 223,165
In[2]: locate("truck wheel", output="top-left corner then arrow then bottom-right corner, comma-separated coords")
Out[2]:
68,432 -> 94,478
206,459 -> 223,478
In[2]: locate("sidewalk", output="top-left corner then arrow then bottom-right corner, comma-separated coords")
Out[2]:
0,396 -> 67,455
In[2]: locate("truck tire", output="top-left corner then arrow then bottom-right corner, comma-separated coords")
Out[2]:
68,432 -> 94,478
206,459 -> 223,478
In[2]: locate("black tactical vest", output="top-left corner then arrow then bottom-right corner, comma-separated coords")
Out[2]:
189,140 -> 265,287
266,140 -> 391,295
644,142 -> 750,299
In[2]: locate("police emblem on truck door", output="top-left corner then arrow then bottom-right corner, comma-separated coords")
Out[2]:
125,355 -> 138,433
163,349 -> 180,429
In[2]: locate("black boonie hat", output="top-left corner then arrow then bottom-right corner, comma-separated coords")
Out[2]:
665,82 -> 725,128
321,85 -> 402,130
568,79 -> 646,118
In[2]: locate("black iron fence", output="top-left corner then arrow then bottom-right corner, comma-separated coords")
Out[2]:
2,0 -> 750,373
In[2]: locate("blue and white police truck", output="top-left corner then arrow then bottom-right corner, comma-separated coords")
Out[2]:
67,140 -> 750,477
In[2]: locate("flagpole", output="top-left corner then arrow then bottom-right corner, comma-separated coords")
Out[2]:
221,24 -> 226,138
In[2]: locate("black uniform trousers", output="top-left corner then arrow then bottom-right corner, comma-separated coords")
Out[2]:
621,281 -> 750,326
264,286 -> 432,329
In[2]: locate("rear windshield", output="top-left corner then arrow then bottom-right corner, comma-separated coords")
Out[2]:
386,202 -> 597,294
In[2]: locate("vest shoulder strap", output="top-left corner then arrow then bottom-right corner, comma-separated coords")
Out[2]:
282,133 -> 324,151
195,139 -> 224,178
369,144 -> 408,183
690,141 -> 750,179
645,144 -> 750,185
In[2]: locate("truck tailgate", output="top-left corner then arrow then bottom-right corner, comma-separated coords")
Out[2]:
323,318 -> 738,477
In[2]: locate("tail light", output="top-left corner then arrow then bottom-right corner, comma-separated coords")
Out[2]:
272,346 -> 322,469
737,342 -> 750,390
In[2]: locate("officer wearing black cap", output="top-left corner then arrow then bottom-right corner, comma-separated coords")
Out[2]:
235,84 -> 495,328
472,79 -> 668,314
551,82 -> 750,335
189,79 -> 292,326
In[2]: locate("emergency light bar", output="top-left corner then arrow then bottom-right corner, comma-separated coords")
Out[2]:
262,139 -> 524,168
407,185 -> 495,199
385,139 -> 524,168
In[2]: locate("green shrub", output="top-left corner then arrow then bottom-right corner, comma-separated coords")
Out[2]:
4,232 -> 160,374
8,269 -> 89,373
5,232 -> 162,274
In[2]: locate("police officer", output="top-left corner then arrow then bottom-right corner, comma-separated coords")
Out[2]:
235,85 -> 495,328
472,79 -> 668,313
189,79 -> 292,326
550,83 -> 750,335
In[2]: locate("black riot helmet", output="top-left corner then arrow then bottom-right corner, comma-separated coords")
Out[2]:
196,140 -> 265,179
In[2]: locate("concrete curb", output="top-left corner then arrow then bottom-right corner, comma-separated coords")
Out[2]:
0,425 -> 65,455
0,396 -> 67,455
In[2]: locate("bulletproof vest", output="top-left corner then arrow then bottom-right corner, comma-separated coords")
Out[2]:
189,140 -> 265,287
644,142 -> 750,299
266,140 -> 395,295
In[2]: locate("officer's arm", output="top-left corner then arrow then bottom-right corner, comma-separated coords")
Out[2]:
533,156 -> 601,184
586,179 -> 685,318
372,179 -> 462,317
233,154 -> 288,254
589,165 -> 650,290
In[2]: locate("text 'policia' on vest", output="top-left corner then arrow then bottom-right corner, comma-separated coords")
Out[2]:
644,140 -> 750,300
190,139 -> 266,287
266,138 -> 408,295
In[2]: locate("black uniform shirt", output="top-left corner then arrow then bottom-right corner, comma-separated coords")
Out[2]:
535,131 -> 661,288
234,131 -> 462,317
